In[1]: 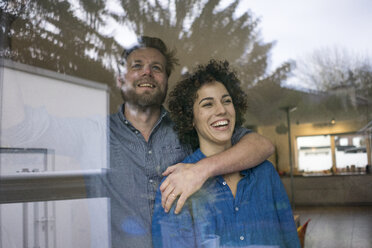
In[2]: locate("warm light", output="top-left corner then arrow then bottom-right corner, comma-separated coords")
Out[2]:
331,118 -> 335,125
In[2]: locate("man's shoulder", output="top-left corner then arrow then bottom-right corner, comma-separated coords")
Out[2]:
109,107 -> 122,122
159,107 -> 174,126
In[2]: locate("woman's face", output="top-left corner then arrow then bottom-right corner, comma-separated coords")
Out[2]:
193,81 -> 236,150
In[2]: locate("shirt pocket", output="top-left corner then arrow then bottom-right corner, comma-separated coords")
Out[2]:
158,145 -> 189,167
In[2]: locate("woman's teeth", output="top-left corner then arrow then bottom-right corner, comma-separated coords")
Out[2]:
212,120 -> 229,127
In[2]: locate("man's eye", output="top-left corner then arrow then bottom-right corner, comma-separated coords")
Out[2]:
132,64 -> 142,69
152,65 -> 162,71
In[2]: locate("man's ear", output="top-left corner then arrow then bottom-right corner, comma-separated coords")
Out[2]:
116,76 -> 124,88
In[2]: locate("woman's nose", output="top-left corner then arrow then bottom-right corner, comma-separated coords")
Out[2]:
215,102 -> 227,115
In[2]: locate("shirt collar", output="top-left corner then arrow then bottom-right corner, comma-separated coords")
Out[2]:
195,149 -> 250,184
118,104 -> 169,125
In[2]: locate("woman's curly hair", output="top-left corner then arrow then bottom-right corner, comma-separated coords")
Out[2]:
168,59 -> 248,150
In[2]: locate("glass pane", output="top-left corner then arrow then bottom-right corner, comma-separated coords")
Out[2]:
297,135 -> 332,172
335,134 -> 368,173
0,148 -> 50,176
1,66 -> 108,173
1,0 -> 371,247
0,198 -> 109,248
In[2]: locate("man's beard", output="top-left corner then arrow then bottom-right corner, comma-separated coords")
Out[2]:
121,83 -> 167,108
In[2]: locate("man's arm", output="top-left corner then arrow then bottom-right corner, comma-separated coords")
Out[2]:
160,132 -> 274,214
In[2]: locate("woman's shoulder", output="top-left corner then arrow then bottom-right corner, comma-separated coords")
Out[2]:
251,160 -> 277,175
182,148 -> 206,163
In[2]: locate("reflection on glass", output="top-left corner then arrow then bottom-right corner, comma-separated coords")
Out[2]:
0,148 -> 52,176
297,135 -> 332,172
0,198 -> 109,248
0,63 -> 108,173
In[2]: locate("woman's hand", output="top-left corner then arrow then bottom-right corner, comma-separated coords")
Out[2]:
160,162 -> 208,214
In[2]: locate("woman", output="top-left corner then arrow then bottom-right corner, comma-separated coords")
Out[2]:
152,60 -> 300,248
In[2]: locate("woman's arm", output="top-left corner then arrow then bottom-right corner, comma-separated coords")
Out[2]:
160,130 -> 274,213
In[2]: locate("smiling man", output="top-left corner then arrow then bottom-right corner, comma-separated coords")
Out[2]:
119,47 -> 168,110
105,36 -> 274,248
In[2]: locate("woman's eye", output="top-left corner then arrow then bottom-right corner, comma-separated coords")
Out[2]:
224,98 -> 232,104
202,102 -> 213,107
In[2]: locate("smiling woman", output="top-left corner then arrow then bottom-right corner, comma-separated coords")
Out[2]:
152,60 -> 300,248
168,60 -> 248,151
192,81 -> 236,156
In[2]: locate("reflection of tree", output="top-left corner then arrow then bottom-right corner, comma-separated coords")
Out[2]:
1,0 -> 290,111
295,47 -> 372,100
0,0 -> 28,54
1,0 -> 123,109
118,0 -> 285,90
2,1 -> 120,79
290,47 -> 372,123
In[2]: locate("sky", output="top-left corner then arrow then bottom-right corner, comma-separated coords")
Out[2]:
232,0 -> 372,74
93,0 -> 372,88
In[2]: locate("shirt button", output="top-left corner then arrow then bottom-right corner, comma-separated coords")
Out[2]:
124,121 -> 128,124
222,181 -> 227,185
148,150 -> 152,154
135,130 -> 139,134
149,179 -> 153,183
240,236 -> 244,241
235,207 -> 239,211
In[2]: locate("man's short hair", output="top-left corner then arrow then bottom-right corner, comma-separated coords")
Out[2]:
120,36 -> 178,77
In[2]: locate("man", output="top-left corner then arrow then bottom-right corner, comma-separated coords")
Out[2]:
107,36 -> 274,247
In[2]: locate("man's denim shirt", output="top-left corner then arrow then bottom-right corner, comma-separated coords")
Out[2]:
105,105 -> 191,248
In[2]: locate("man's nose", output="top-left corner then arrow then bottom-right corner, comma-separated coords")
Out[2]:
142,65 -> 153,76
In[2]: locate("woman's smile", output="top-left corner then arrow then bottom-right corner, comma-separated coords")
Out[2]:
193,81 -> 236,156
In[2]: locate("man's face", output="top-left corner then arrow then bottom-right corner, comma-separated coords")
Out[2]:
118,47 -> 168,107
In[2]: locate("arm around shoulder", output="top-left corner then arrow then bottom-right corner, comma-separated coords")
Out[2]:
196,131 -> 274,178
159,130 -> 274,214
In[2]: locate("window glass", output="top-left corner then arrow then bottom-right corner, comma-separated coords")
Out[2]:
296,133 -> 369,173
0,198 -> 109,248
1,0 -> 371,247
297,135 -> 332,172
335,134 -> 368,172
